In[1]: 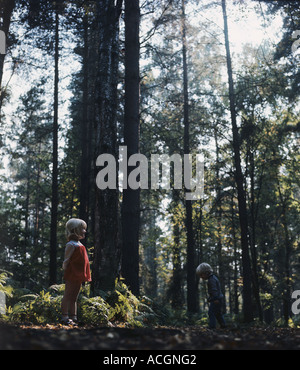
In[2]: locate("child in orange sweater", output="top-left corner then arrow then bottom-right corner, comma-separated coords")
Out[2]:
61,218 -> 91,325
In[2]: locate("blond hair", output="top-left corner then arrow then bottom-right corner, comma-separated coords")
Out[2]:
65,218 -> 87,241
196,263 -> 213,277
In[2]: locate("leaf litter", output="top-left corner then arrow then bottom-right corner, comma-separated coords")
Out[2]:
1,323 -> 300,350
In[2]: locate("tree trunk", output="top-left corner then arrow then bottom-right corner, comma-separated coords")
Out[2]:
170,190 -> 184,309
278,185 -> 292,324
214,127 -> 226,313
79,13 -> 91,224
221,0 -> 253,322
49,7 -> 59,286
181,0 -> 197,313
248,137 -> 263,321
92,0 -> 122,294
0,0 -> 14,85
0,0 -> 15,113
231,193 -> 239,315
121,0 -> 140,296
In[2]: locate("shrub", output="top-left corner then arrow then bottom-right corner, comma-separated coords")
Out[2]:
4,280 -> 161,327
7,290 -> 62,324
0,271 -> 13,300
79,296 -> 110,325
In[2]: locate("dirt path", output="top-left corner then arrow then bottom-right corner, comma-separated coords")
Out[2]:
1,323 -> 300,350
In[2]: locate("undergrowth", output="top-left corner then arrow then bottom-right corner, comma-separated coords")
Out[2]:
0,272 -> 161,327
1,271 -> 300,328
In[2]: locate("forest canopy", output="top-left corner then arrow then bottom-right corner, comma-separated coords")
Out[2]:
0,0 -> 299,326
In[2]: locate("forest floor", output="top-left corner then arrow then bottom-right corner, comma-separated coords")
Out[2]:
1,322 -> 300,350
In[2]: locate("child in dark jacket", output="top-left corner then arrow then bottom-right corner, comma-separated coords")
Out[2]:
196,263 -> 226,329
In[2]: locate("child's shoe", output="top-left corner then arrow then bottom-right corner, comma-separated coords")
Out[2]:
61,315 -> 77,326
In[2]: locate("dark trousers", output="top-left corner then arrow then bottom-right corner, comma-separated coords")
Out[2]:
208,299 -> 226,329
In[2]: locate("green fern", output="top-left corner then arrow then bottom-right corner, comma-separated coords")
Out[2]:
0,271 -> 13,298
3,277 -> 162,327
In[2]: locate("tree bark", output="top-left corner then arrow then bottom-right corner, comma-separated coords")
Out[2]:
170,190 -> 184,309
278,184 -> 292,324
0,0 -> 15,112
221,0 -> 253,322
121,0 -> 140,296
92,0 -> 123,294
79,13 -> 91,224
247,133 -> 263,321
214,127 -> 226,313
181,0 -> 197,313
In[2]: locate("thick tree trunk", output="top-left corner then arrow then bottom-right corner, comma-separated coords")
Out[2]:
121,0 -> 140,296
92,0 -> 122,294
0,0 -> 14,87
0,0 -> 15,115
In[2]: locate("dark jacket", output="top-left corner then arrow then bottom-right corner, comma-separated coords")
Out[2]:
207,274 -> 224,302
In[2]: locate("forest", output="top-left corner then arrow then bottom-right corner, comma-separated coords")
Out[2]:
0,0 -> 300,349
